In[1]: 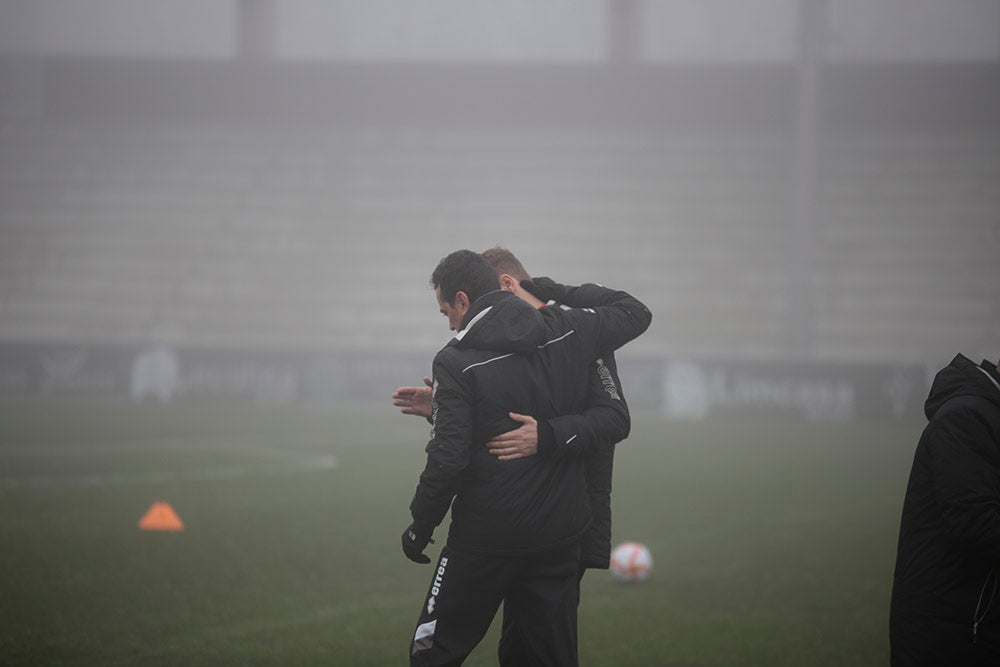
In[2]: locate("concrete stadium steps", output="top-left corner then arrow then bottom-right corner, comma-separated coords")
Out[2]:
812,131 -> 1000,360
0,121 -> 996,360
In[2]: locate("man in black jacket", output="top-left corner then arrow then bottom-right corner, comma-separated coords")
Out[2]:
479,247 -> 630,665
402,249 -> 651,666
393,247 -> 632,665
890,354 -> 1000,666
480,247 -> 629,571
393,247 -> 630,573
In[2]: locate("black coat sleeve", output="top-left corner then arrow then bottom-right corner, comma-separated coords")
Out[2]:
526,278 -> 652,355
408,353 -> 475,531
929,400 -> 1000,559
541,353 -> 630,460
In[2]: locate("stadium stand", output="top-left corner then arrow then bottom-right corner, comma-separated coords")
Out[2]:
0,114 -> 997,363
814,130 -> 1000,361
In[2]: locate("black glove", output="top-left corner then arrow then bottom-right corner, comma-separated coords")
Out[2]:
520,277 -> 569,305
402,522 -> 435,564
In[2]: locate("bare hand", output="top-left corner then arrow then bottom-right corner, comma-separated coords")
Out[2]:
486,413 -> 538,461
392,377 -> 433,418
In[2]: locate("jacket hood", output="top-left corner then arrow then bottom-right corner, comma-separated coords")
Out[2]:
448,290 -> 547,354
925,354 -> 1000,420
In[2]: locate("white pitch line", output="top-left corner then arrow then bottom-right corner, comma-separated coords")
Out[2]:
0,438 -> 338,489
0,438 -> 301,458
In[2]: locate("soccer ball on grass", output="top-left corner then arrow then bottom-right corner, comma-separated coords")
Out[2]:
609,541 -> 653,582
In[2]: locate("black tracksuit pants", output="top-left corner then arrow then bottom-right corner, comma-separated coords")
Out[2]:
498,566 -> 586,666
409,542 -> 580,667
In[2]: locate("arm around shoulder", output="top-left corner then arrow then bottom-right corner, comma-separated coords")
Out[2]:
523,277 -> 651,353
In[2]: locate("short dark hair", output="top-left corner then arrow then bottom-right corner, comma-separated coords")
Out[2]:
480,246 -> 531,282
431,249 -> 501,305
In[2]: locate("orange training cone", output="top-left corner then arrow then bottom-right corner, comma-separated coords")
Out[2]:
138,501 -> 185,531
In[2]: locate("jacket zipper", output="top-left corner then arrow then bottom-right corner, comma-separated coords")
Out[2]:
973,568 -> 998,645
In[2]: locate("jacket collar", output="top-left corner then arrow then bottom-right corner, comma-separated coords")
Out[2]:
977,364 -> 1000,392
446,290 -> 546,353
925,354 -> 1000,418
452,290 -> 507,343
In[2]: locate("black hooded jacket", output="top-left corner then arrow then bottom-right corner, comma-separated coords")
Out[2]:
409,284 -> 651,556
890,354 -> 1000,665
536,295 -> 631,570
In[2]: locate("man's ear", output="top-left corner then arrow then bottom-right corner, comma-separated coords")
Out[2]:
453,290 -> 471,313
498,274 -> 519,293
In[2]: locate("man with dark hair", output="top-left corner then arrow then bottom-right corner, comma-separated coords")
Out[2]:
890,354 -> 1000,665
401,249 -> 650,666
430,249 -> 503,329
395,246 -> 632,665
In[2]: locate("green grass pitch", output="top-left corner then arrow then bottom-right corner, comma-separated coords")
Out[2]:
0,404 -> 921,666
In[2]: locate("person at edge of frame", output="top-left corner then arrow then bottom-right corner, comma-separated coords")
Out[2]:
392,246 -> 633,665
400,249 -> 651,666
890,353 -> 1000,666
